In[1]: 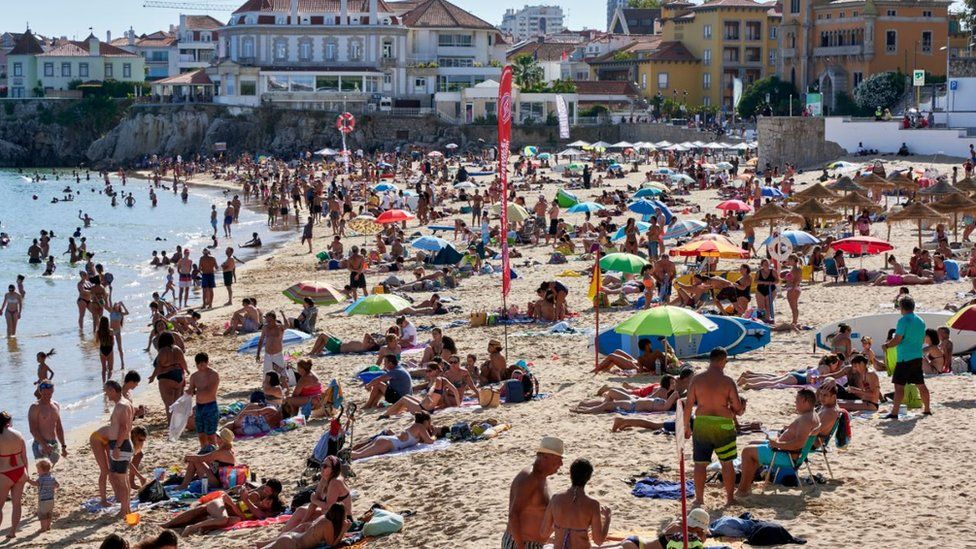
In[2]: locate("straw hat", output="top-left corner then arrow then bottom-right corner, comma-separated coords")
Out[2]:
536,436 -> 564,457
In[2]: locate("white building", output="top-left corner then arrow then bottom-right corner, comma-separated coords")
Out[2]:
210,0 -> 507,110
112,29 -> 178,81
500,5 -> 566,42
172,15 -> 222,75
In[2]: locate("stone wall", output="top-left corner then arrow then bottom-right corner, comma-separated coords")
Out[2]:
618,123 -> 728,145
949,58 -> 976,78
758,117 -> 846,170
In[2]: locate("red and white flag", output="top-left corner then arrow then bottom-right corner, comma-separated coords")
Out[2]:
498,65 -> 513,298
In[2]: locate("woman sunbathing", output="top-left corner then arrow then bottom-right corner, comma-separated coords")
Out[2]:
259,503 -> 350,549
310,332 -> 380,356
400,294 -> 448,315
351,412 -> 437,460
161,481 -> 285,536
570,390 -> 679,415
224,392 -> 283,437
592,339 -> 663,374
276,456 -> 351,536
379,364 -> 460,418
738,355 -> 845,390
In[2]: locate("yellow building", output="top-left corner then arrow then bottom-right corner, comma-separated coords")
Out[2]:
780,0 -> 952,112
637,0 -> 782,110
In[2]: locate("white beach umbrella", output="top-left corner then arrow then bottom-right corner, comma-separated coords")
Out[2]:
610,141 -> 634,149
567,140 -> 591,147
654,140 -> 673,148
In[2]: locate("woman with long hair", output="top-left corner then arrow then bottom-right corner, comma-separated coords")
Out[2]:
0,411 -> 28,539
148,331 -> 188,422
277,455 -> 351,534
97,316 -> 115,382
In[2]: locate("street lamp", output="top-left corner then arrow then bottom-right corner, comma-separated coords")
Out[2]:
940,42 -> 950,126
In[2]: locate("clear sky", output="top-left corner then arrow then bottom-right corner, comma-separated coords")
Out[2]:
6,0 -> 606,40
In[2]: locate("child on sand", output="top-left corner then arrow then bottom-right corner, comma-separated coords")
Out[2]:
27,458 -> 59,532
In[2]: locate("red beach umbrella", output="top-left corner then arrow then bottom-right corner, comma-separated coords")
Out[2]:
716,200 -> 753,213
830,236 -> 894,255
375,209 -> 416,224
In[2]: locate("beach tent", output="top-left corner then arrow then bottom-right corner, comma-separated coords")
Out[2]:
314,148 -> 339,156
556,188 -> 580,208
430,244 -> 465,266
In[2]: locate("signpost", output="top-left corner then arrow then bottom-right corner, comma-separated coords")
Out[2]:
913,70 -> 925,109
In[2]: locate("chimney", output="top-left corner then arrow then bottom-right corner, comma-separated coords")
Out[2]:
370,0 -> 379,25
340,0 -> 348,25
106,30 -> 112,43
129,26 -> 136,46
88,34 -> 100,56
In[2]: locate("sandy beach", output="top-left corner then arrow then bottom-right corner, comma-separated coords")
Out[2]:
6,152 -> 976,549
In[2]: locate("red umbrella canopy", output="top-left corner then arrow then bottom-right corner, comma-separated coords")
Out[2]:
716,200 -> 753,212
830,236 -> 894,255
375,209 -> 416,224
947,304 -> 976,331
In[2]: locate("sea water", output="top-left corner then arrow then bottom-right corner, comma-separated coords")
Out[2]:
0,169 -> 279,436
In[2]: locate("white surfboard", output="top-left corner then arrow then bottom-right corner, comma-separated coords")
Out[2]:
814,312 -> 976,357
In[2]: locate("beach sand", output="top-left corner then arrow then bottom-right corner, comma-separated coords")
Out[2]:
9,153 -> 976,548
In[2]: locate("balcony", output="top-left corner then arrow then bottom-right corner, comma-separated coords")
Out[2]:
813,45 -> 864,57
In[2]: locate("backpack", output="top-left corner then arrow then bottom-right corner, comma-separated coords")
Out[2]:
137,480 -> 168,504
509,365 -> 539,402
291,485 -> 315,509
448,421 -> 472,441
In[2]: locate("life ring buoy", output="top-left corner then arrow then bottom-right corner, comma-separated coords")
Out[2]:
769,237 -> 793,262
336,112 -> 356,134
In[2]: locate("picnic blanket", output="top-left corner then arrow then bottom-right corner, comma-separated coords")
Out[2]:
631,477 -> 695,500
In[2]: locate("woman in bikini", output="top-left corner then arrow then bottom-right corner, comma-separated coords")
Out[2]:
109,301 -> 129,368
175,429 -> 236,491
922,329 -> 947,374
89,425 -> 113,508
147,319 -> 185,352
0,412 -> 28,539
350,412 -> 436,460
734,264 -> 753,315
277,456 -> 352,535
786,254 -> 803,327
163,481 -> 284,537
96,317 -> 115,383
88,275 -> 108,332
755,259 -> 777,323
282,360 -> 324,412
380,364 -> 459,418
149,331 -> 189,423
260,503 -> 350,549
0,285 -> 22,338
442,356 -> 479,405
541,458 -> 610,549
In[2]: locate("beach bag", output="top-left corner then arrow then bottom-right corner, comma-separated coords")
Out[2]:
470,311 -> 488,327
168,394 -> 194,442
448,421 -> 472,441
363,508 -> 404,537
291,486 -> 315,509
904,384 -> 923,410
219,465 -> 250,489
137,480 -> 168,504
478,387 -> 500,408
502,379 -> 525,403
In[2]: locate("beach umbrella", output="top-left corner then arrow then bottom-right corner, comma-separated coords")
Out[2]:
608,162 -> 624,170
556,188 -> 579,208
669,238 -> 750,259
372,182 -> 398,192
919,179 -> 962,197
715,161 -> 734,170
567,202 -> 606,214
828,176 -> 867,194
886,202 -> 948,247
716,200 -> 753,213
454,182 -> 477,191
761,230 -> 820,248
558,148 -> 583,157
954,177 -> 976,194
490,202 -> 530,223
642,181 -> 670,192
444,143 -> 459,149
611,222 -> 651,242
347,215 -> 382,236
654,140 -> 673,148
614,305 -> 718,337
830,192 -> 881,215
629,199 -> 673,223
946,304 -> 976,331
282,282 -> 345,305
634,187 -> 665,198
376,161 -> 394,169
761,186 -> 785,199
314,147 -> 339,156
790,199 -> 843,226
743,203 -> 803,235
599,252 -> 650,274
827,160 -> 858,170
345,294 -> 412,316
931,192 -> 976,240
410,235 -> 451,251
566,163 -> 585,172
427,151 -> 444,158
791,183 -> 837,202
705,142 -> 726,150
855,172 -> 894,190
655,167 -> 674,175
666,144 -> 688,152
671,173 -> 696,185
831,236 -> 894,256
376,209 -> 416,224
523,146 -> 539,157
663,219 -> 707,240
567,140 -> 590,147
733,142 -> 751,150
537,152 -> 552,160
885,172 -> 918,190
237,329 -> 311,354
591,141 -> 612,149
610,141 -> 634,149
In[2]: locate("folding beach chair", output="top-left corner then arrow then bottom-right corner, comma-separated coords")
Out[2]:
815,419 -> 841,480
823,258 -> 840,283
761,435 -> 818,494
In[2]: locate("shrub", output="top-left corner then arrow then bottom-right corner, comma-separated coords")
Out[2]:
853,71 -> 904,111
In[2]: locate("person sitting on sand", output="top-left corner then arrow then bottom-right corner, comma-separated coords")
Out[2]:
400,293 -> 447,315
570,389 -> 680,415
258,503 -> 349,549
738,354 -> 845,390
540,458 -> 611,549
921,329 -> 947,374
310,332 -> 380,356
262,372 -> 284,405
224,391 -> 283,437
161,479 -> 284,536
442,355 -> 480,403
275,456 -> 351,537
379,363 -> 460,418
224,298 -> 262,335
591,339 -> 664,375
375,332 -> 402,366
479,339 -> 508,384
620,508 -> 711,549
528,289 -> 558,322
281,359 -> 325,412
240,233 -> 262,248
735,389 -> 821,498
363,355 -> 413,409
351,412 -> 437,460
168,311 -> 203,335
281,298 -> 317,334
829,355 -> 881,411
175,428 -> 236,491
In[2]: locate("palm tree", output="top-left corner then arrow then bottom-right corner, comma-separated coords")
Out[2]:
511,55 -> 544,90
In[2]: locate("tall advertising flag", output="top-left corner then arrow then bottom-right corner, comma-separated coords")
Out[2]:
555,95 -> 570,139
498,65 -> 513,298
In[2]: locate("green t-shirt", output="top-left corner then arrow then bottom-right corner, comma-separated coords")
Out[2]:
895,313 -> 925,362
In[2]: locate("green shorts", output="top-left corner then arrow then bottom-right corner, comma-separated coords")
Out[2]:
325,337 -> 342,354
692,415 -> 737,464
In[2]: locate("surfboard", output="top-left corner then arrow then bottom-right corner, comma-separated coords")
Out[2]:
598,315 -> 771,359
237,329 -> 311,353
813,312 -> 976,356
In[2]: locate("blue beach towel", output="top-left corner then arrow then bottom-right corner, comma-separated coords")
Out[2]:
631,477 -> 694,500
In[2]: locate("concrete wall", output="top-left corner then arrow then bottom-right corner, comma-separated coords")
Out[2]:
758,116 -> 846,169
824,117 -> 975,157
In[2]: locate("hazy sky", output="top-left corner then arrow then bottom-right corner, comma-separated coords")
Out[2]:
6,0 -> 606,40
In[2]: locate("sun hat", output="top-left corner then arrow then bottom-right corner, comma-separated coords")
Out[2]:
687,508 -> 710,531
536,436 -> 564,457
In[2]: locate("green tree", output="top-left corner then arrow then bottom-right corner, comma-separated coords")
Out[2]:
737,76 -> 799,117
511,54 -> 544,90
629,0 -> 662,7
963,0 -> 976,32
852,71 -> 904,112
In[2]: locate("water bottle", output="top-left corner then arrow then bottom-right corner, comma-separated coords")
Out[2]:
200,477 -> 209,494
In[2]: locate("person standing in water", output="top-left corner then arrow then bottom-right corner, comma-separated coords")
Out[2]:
221,247 -> 237,306
0,284 -> 23,337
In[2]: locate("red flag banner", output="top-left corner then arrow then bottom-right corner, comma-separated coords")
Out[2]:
498,65 -> 513,298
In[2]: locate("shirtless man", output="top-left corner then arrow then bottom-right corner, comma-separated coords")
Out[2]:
79,210 -> 93,227
104,380 -> 135,517
653,254 -> 677,302
301,216 -> 314,254
347,246 -> 368,299
225,298 -> 262,335
256,312 -> 292,387
735,389 -> 821,497
504,437 -> 564,549
0,284 -> 22,337
833,354 -> 881,411
198,249 -> 218,309
176,249 -> 193,309
223,201 -> 235,238
646,219 -> 662,259
187,352 -> 220,451
28,381 -> 67,465
480,339 -> 507,384
684,348 -> 745,507
27,240 -> 43,265
222,247 -> 237,306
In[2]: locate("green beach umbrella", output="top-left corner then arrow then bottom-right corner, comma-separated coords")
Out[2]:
344,294 -> 411,316
614,306 -> 718,336
598,252 -> 649,274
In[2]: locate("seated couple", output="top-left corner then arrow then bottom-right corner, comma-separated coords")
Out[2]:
379,362 -> 465,418
591,338 -> 679,375
737,354 -> 847,390
161,480 -> 285,536
223,298 -> 262,335
222,390 -> 283,438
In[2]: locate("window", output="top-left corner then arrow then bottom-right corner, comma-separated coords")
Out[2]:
703,72 -> 711,90
485,101 -> 496,116
437,34 -> 473,47
769,26 -> 777,40
886,9 -> 896,16
437,57 -> 474,68
703,96 -> 711,106
267,75 -> 287,91
349,40 -> 363,61
364,76 -> 379,92
769,51 -> 776,65
105,63 -> 113,78
79,63 -> 89,78
340,76 -> 360,92
383,73 -> 392,85
821,32 -> 829,47
703,48 -> 711,66
289,75 -> 314,92
43,62 -> 53,77
273,40 -> 287,61
242,38 -> 255,59
703,24 -> 712,39
12,62 -> 21,77
745,47 -> 761,63
790,0 -> 799,13
61,62 -> 71,77
414,77 -> 426,90
852,11 -> 857,16
839,11 -> 844,17
921,31 -> 932,53
724,22 -> 740,40
315,75 -> 339,91
853,72 -> 863,87
886,30 -> 896,53
123,63 -> 131,78
324,40 -> 337,61
240,80 -> 257,95
923,10 -> 932,17
382,39 -> 393,59
657,72 -> 668,89
298,40 -> 312,61
641,73 -> 647,89
723,47 -> 740,62
746,22 -> 762,41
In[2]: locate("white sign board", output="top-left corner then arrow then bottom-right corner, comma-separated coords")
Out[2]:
913,70 -> 925,87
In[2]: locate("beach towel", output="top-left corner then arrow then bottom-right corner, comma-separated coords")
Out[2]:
710,513 -> 761,538
835,409 -> 852,449
631,477 -> 695,500
235,416 -> 305,441
353,438 -> 452,463
225,514 -> 292,531
745,523 -> 806,545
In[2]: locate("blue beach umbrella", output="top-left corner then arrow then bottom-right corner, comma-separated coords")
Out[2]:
567,202 -> 606,214
761,230 -> 820,248
373,182 -> 398,192
634,187 -> 664,198
628,199 -> 674,224
663,219 -> 707,240
761,186 -> 785,198
410,235 -> 451,251
611,222 -> 651,242
537,152 -> 552,160
377,162 -> 394,169
655,167 -> 674,175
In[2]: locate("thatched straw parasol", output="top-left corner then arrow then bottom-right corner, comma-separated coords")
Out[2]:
791,199 -> 843,229
931,192 -> 976,240
918,179 -> 962,198
886,201 -> 949,247
743,202 -> 803,234
827,176 -> 868,194
791,182 -> 837,202
954,177 -> 976,195
886,172 -> 918,190
831,192 -> 881,214
855,172 -> 895,190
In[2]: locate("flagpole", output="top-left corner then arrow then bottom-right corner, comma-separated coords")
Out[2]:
594,248 -> 600,372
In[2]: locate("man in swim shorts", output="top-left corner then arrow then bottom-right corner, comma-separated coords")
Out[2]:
256,312 -> 293,387
28,381 -> 68,465
104,380 -> 134,516
347,246 -> 368,299
221,247 -> 236,306
187,352 -> 221,452
176,249 -> 193,309
684,348 -> 745,506
199,249 -> 218,309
